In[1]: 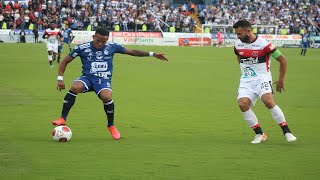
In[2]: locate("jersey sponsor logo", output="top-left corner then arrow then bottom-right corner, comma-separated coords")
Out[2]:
240,56 -> 266,64
93,72 -> 111,79
243,67 -> 257,78
252,51 -> 258,56
90,62 -> 108,72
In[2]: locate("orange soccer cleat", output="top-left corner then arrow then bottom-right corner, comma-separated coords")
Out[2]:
52,117 -> 66,126
108,126 -> 121,140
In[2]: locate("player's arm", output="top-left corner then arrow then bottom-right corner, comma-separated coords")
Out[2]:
124,49 -> 168,61
42,31 -> 48,39
236,56 -> 241,64
234,47 -> 241,63
272,49 -> 287,93
56,55 -> 75,91
58,31 -> 63,42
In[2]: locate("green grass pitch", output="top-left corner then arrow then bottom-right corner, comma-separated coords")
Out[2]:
0,43 -> 320,179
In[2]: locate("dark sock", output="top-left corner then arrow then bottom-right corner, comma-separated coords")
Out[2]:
253,127 -> 263,135
49,61 -> 52,65
303,49 -> 306,56
301,49 -> 303,55
279,122 -> 291,135
104,100 -> 114,127
58,55 -> 60,62
61,90 -> 77,120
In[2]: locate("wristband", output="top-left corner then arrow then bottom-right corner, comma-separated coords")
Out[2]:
149,52 -> 154,57
57,76 -> 63,81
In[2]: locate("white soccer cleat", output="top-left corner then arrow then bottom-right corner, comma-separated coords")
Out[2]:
251,133 -> 268,144
285,133 -> 297,143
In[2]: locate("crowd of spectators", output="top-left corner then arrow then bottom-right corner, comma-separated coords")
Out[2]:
200,0 -> 320,35
0,0 -> 319,35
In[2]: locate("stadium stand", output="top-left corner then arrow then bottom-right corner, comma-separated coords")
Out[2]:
0,0 -> 319,35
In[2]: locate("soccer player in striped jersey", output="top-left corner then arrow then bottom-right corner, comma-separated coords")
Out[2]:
42,22 -> 63,68
52,28 -> 168,140
233,20 -> 297,144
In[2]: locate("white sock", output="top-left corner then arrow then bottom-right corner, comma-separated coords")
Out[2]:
270,105 -> 286,124
48,55 -> 52,61
242,109 -> 258,127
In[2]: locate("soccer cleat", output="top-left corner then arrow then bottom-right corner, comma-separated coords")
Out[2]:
108,126 -> 120,140
251,133 -> 267,144
50,64 -> 54,68
285,133 -> 297,143
52,117 -> 66,126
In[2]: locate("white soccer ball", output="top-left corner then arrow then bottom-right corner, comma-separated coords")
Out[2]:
52,126 -> 72,142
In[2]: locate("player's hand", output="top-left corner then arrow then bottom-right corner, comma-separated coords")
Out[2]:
274,80 -> 285,93
57,80 -> 65,91
154,53 -> 168,61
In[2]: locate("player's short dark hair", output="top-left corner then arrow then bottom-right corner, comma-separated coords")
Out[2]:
233,20 -> 252,29
95,28 -> 110,36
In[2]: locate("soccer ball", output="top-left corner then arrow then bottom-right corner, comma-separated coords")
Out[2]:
52,126 -> 72,142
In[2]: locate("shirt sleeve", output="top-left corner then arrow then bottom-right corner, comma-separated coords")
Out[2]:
68,45 -> 80,59
234,47 -> 239,56
263,43 -> 277,54
113,43 -> 126,54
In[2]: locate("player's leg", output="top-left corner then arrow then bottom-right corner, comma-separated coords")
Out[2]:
218,40 -> 223,47
52,46 -> 58,62
303,45 -> 308,56
47,48 -> 53,68
52,77 -> 92,125
259,79 -> 297,142
238,83 -> 266,144
95,80 -> 120,140
68,41 -> 72,52
52,52 -> 57,62
301,44 -> 307,56
57,46 -> 62,63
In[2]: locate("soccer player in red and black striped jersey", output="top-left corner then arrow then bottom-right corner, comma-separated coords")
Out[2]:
233,20 -> 297,144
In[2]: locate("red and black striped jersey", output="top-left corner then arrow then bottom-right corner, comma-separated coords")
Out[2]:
234,36 -> 276,81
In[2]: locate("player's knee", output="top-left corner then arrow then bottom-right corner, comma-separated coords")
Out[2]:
238,100 -> 250,111
100,96 -> 112,102
70,84 -> 83,94
98,90 -> 112,102
262,96 -> 275,109
263,100 -> 275,109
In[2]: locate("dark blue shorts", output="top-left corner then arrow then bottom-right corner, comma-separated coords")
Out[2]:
63,39 -> 71,44
74,76 -> 112,95
302,43 -> 309,48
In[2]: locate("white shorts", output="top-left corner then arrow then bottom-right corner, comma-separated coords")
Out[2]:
47,44 -> 58,53
237,77 -> 273,106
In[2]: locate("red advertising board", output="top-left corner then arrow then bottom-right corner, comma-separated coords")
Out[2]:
178,38 -> 211,46
112,32 -> 162,38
